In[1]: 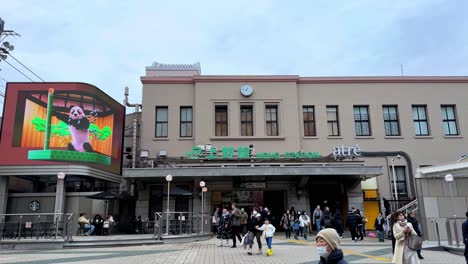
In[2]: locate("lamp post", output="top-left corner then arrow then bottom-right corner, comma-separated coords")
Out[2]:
165,174 -> 172,235
54,172 -> 66,238
390,155 -> 401,200
445,174 -> 456,217
199,181 -> 206,234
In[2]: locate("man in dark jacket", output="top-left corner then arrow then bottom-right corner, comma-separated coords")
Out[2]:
230,203 -> 242,247
407,210 -> 424,259
247,209 -> 262,255
315,228 -> 348,264
462,210 -> 468,264
346,208 -> 359,242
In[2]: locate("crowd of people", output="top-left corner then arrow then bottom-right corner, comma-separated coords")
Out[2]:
78,213 -> 115,236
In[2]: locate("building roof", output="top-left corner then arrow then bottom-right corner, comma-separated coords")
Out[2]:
145,61 -> 201,73
141,75 -> 468,84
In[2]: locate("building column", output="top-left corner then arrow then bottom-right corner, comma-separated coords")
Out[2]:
0,176 -> 9,218
54,173 -> 66,221
347,183 -> 364,211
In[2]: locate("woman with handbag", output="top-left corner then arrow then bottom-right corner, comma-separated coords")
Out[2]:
391,211 -> 420,264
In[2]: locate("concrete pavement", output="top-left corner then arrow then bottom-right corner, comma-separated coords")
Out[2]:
0,236 -> 464,264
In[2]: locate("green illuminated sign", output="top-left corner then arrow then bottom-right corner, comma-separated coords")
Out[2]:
184,146 -> 320,160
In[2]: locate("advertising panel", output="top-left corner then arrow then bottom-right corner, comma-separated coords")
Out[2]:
0,82 -> 125,175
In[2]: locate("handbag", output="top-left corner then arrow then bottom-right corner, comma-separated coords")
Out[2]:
406,233 -> 423,250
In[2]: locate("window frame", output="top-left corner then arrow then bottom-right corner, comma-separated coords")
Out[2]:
326,105 -> 340,136
389,166 -> 408,198
354,105 -> 371,136
441,105 -> 459,136
412,105 -> 430,136
265,104 -> 279,136
240,105 -> 254,136
303,105 -> 316,137
155,106 -> 168,138
383,105 -> 401,136
215,105 -> 229,136
179,106 -> 193,138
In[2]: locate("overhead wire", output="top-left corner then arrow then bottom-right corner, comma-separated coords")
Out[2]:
1,58 -> 34,82
6,53 -> 45,82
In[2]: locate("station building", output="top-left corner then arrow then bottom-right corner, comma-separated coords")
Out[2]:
123,62 -> 468,232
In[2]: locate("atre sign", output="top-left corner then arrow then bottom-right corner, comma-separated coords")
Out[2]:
332,144 -> 362,159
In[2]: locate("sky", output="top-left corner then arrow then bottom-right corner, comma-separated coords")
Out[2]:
1,0 -> 468,115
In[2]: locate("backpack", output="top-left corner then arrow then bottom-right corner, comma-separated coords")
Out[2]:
323,216 -> 333,227
315,211 -> 321,219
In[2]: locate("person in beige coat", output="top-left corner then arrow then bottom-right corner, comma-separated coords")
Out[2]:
391,211 -> 420,264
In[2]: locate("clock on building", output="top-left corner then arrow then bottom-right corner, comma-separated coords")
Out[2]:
240,85 -> 253,97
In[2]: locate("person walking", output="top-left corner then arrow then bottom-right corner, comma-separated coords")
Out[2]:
462,211 -> 468,264
247,208 -> 263,255
322,208 -> 334,229
407,210 -> 424,259
217,208 -> 232,247
230,203 -> 242,248
257,218 -> 276,256
212,208 -> 220,235
334,209 -> 344,239
280,210 -> 291,238
391,211 -> 420,264
313,205 -> 323,232
374,212 -> 386,242
346,209 -> 359,242
355,209 -> 364,240
315,228 -> 348,264
299,211 -> 309,240
240,208 -> 248,235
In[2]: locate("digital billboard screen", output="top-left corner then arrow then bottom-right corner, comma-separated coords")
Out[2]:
0,83 -> 125,175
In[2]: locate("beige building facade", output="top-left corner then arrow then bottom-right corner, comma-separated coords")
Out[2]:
124,62 -> 468,235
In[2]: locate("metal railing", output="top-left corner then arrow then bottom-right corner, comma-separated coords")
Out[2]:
153,211 -> 210,239
0,213 -> 74,242
431,217 -> 465,247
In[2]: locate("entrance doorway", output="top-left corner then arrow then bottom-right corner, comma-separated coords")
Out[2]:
308,184 -> 347,217
263,191 -> 286,228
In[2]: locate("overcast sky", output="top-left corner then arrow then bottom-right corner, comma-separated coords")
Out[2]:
1,0 -> 467,114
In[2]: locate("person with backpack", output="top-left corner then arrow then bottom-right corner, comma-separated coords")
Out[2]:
313,205 -> 323,232
346,208 -> 359,242
322,208 -> 335,229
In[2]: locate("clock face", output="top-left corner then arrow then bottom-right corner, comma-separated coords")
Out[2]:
240,85 -> 253,97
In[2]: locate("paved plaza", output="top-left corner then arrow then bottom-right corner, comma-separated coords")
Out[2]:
0,236 -> 464,264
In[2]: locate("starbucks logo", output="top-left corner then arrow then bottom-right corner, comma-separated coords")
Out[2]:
29,200 -> 40,212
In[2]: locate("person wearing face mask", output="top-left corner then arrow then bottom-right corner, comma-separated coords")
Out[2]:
247,208 -> 263,255
315,228 -> 347,264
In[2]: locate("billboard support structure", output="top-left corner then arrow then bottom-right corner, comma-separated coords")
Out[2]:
43,88 -> 54,150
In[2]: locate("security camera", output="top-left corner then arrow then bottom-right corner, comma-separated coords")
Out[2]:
396,154 -> 401,159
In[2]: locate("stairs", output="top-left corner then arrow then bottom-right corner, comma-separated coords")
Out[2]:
64,236 -> 163,248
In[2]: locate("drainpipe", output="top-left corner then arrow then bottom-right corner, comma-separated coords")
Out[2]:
124,86 -> 142,169
360,151 -> 416,197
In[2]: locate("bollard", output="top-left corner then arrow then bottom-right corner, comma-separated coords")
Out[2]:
453,219 -> 460,248
445,219 -> 453,246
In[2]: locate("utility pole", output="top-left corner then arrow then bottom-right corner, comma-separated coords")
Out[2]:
124,86 -> 142,169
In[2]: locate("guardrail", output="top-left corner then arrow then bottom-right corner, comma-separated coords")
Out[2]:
153,211 -> 210,239
0,213 -> 74,242
430,217 -> 464,247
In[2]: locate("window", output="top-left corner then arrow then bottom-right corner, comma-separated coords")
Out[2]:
265,105 -> 278,136
180,106 -> 192,137
215,105 -> 228,136
240,105 -> 253,136
389,166 -> 408,197
327,106 -> 340,136
155,106 -> 168,138
441,105 -> 459,136
354,106 -> 371,136
383,105 -> 400,136
303,106 -> 316,136
412,105 -> 429,136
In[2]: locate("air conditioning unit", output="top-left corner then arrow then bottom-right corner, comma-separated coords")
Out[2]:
158,150 -> 167,158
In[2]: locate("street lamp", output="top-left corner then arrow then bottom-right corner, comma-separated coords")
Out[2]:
200,181 -> 206,233
390,155 -> 401,200
165,174 -> 173,235
444,174 -> 456,218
